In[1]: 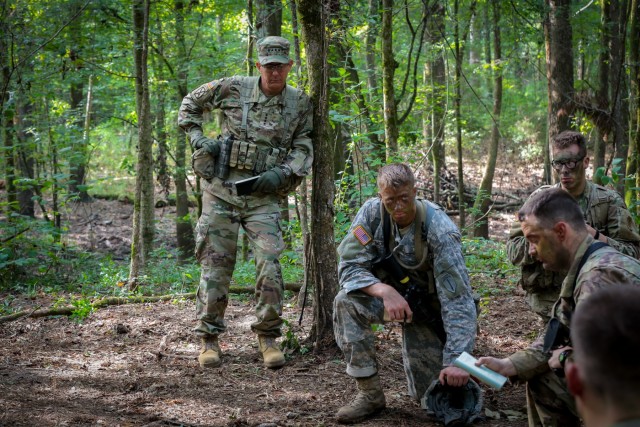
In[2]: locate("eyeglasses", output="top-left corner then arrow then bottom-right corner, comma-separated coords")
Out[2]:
551,156 -> 585,171
262,63 -> 288,72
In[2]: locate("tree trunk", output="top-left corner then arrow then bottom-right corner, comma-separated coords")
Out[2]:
609,0 -> 629,196
471,0 -> 502,238
256,0 -> 283,38
629,0 -> 639,212
424,2 -> 445,204
381,0 -> 399,159
543,0 -> 574,183
174,0 -> 195,263
129,0 -> 155,289
454,0 -> 465,229
297,0 -> 338,350
66,5 -> 90,202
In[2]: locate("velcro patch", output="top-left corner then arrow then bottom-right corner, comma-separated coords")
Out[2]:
353,225 -> 372,246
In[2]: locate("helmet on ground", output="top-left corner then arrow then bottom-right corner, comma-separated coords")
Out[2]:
422,378 -> 483,426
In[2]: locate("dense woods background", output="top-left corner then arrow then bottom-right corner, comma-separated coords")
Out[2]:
2,0 -> 640,344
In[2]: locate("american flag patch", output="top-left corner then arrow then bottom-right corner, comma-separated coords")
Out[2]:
353,225 -> 372,246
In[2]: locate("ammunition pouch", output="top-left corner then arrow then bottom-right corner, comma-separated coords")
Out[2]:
191,148 -> 215,181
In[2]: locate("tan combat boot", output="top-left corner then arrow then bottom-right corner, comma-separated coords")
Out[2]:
336,374 -> 386,424
257,335 -> 285,369
198,336 -> 221,368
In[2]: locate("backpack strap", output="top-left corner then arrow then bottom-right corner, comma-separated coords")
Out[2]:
239,77 -> 259,141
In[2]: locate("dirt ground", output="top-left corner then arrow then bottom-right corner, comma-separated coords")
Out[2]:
0,160 -> 547,427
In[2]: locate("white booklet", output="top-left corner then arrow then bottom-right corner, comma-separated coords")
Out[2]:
453,351 -> 508,390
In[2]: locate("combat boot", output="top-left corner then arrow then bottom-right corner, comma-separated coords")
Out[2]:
257,335 -> 285,369
336,374 -> 386,424
198,336 -> 221,368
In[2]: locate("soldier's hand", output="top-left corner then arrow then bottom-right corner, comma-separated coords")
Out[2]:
199,138 -> 220,157
475,356 -> 517,377
362,282 -> 412,322
439,366 -> 470,387
252,168 -> 285,193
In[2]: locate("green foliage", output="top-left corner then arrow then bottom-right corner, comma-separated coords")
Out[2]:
463,238 -> 518,297
280,319 -> 310,355
593,158 -> 624,186
232,249 -> 304,287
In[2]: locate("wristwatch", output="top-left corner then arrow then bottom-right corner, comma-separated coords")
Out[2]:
558,349 -> 573,369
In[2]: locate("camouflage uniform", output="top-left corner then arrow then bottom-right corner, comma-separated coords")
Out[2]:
333,198 -> 477,401
507,181 -> 640,321
178,76 -> 313,338
508,235 -> 640,427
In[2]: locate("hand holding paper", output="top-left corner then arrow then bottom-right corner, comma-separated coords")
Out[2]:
452,352 -> 508,390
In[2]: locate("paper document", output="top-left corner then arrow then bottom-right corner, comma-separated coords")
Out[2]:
452,351 -> 508,389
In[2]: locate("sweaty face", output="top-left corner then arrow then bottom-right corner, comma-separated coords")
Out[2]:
379,183 -> 417,228
521,215 -> 570,272
552,144 -> 588,197
257,61 -> 293,96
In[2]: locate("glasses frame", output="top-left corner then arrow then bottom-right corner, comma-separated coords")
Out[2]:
551,156 -> 585,171
261,63 -> 289,72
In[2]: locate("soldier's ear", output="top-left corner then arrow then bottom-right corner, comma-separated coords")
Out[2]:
565,361 -> 584,399
553,222 -> 568,240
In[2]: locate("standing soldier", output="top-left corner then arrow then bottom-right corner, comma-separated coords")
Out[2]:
507,131 -> 640,322
178,36 -> 313,369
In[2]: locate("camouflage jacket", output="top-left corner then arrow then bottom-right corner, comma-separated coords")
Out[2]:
507,181 -> 640,292
178,76 -> 313,208
337,197 -> 477,365
509,235 -> 640,381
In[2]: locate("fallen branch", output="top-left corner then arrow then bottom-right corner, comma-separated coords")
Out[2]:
0,282 -> 302,324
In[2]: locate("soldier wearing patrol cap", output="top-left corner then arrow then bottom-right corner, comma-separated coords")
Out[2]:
178,36 -> 313,370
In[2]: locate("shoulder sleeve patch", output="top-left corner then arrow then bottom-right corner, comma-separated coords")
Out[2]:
353,225 -> 373,246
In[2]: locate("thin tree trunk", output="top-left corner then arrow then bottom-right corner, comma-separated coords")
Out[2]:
454,0 -> 465,230
174,0 -> 195,263
471,0 -> 502,238
297,0 -> 337,350
543,0 -> 574,184
129,0 -> 155,289
381,0 -> 399,159
629,0 -> 639,212
424,2 -> 445,204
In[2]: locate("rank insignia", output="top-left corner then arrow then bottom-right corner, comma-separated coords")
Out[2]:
353,225 -> 372,246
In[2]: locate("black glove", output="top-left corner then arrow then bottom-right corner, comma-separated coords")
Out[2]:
252,167 -> 285,193
190,130 -> 220,157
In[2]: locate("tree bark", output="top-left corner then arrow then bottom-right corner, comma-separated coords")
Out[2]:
471,0 -> 502,238
543,0 -> 574,184
629,0 -> 640,212
297,0 -> 338,350
381,0 -> 399,159
129,0 -> 155,289
256,0 -> 283,38
174,0 -> 195,263
424,1 -> 445,205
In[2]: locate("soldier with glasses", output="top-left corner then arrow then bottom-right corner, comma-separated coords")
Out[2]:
506,130 -> 640,323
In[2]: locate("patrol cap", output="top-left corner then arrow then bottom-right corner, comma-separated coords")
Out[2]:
257,36 -> 290,65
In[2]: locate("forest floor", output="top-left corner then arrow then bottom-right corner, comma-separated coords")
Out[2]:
0,159 -> 550,427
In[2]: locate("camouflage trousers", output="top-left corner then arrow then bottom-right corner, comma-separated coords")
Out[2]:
333,289 -> 444,401
526,370 -> 580,427
194,192 -> 285,339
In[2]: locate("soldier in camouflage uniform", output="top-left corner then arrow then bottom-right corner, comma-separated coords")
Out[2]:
178,36 -> 313,370
567,286 -> 640,427
477,188 -> 640,427
333,163 -> 477,424
507,131 -> 640,322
